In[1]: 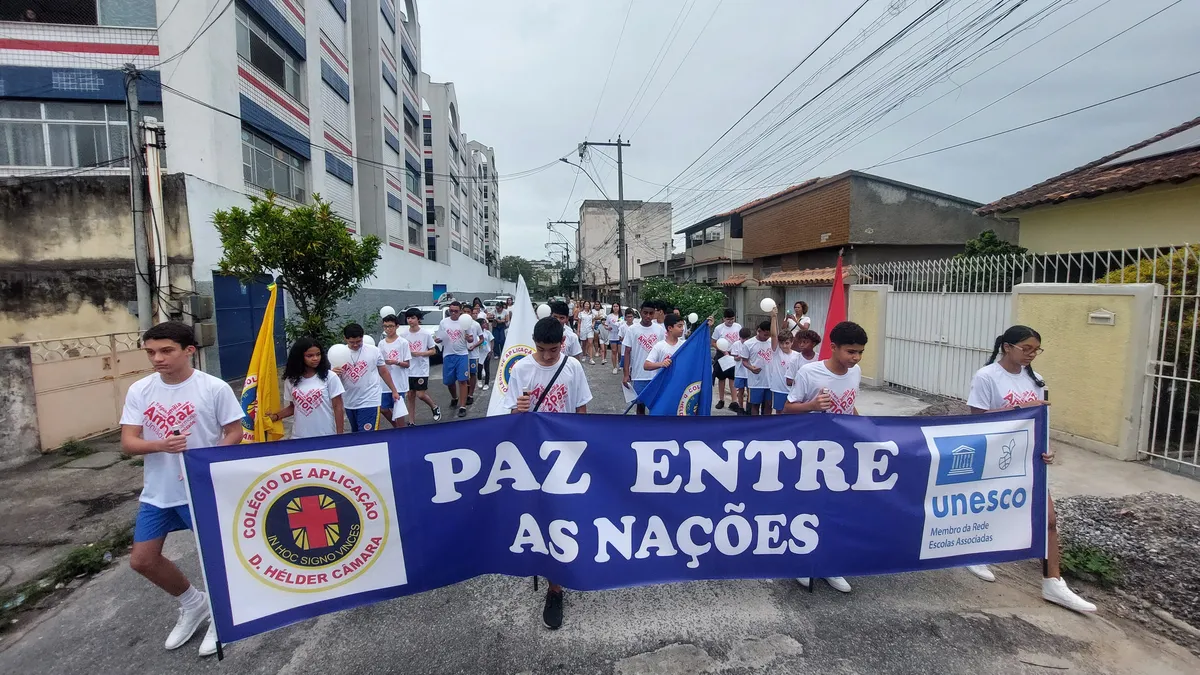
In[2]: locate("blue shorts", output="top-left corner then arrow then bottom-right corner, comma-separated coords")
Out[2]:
442,353 -> 469,384
381,392 -> 408,409
772,391 -> 788,411
134,502 -> 193,542
750,387 -> 770,405
609,338 -> 621,345
734,377 -> 748,390
347,406 -> 381,432
632,379 -> 651,395
469,359 -> 479,375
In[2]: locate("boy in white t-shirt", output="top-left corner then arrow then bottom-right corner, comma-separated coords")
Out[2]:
783,320 -> 868,595
711,309 -> 741,410
502,317 -> 592,631
743,320 -> 775,416
616,309 -> 635,371
644,314 -> 686,374
730,325 -> 752,415
623,299 -> 667,415
335,323 -> 402,432
549,300 -> 584,360
379,315 -> 412,428
435,301 -> 481,418
403,308 -> 442,426
765,309 -> 800,414
474,316 -> 495,391
119,322 -> 243,657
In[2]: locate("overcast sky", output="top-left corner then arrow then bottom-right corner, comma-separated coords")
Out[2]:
418,0 -> 1200,260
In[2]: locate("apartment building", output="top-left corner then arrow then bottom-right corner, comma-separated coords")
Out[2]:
578,199 -> 673,297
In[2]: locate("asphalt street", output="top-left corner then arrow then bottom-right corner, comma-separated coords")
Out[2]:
1,357 -> 1196,674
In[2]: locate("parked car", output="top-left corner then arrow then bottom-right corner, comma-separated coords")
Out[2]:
404,305 -> 448,365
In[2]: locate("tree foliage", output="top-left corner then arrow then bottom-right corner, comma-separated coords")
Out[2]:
214,194 -> 381,346
640,277 -> 726,323
500,255 -> 537,285
958,229 -> 1027,258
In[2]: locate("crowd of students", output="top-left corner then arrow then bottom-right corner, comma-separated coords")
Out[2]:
116,291 -> 1095,654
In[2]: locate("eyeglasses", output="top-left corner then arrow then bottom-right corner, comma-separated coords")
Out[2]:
1007,343 -> 1044,356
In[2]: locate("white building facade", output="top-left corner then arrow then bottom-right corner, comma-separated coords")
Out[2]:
578,199 -> 673,290
0,0 -> 509,315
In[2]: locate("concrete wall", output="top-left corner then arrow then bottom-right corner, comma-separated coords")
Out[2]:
0,174 -> 193,342
848,175 -> 1007,246
743,179 -> 851,259
847,285 -> 890,387
1012,283 -> 1161,460
0,346 -> 39,470
1014,180 -> 1200,253
579,200 -> 673,285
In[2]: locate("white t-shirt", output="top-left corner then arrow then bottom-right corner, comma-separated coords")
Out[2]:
120,371 -> 243,508
338,344 -> 386,409
787,361 -> 861,415
967,362 -> 1046,410
285,373 -> 345,439
436,317 -> 481,356
786,315 -> 812,335
769,349 -> 801,394
744,337 -> 774,389
579,311 -> 595,339
790,351 -> 819,382
379,336 -> 412,394
562,323 -> 583,357
605,313 -> 621,336
502,353 -> 593,413
713,322 -> 741,351
646,339 -> 683,370
473,329 -> 493,360
623,321 -> 666,381
617,321 -> 633,343
404,329 -> 437,378
732,340 -> 749,380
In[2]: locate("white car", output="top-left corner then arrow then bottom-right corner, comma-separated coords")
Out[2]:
405,305 -> 448,365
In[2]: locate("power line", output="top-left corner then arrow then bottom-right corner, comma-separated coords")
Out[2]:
154,0 -> 235,74
869,67 -> 1200,168
612,0 -> 698,136
585,0 -> 635,139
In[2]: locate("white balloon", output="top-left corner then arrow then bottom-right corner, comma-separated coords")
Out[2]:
688,312 -> 699,324
458,313 -> 476,330
715,338 -> 731,352
362,335 -> 376,347
379,305 -> 396,319
536,304 -> 552,319
327,344 -> 352,368
760,297 -> 777,312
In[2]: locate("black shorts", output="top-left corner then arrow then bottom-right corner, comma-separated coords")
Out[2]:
713,356 -> 735,380
408,376 -> 428,391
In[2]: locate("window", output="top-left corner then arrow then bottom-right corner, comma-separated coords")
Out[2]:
426,197 -> 436,224
447,135 -> 458,154
236,6 -> 303,101
424,158 -> 433,186
408,221 -> 420,247
2,1 -> 155,27
451,211 -> 460,233
449,173 -> 459,191
241,128 -> 306,202
0,101 -> 162,168
405,166 -> 419,193
401,56 -> 417,90
483,205 -> 489,220
403,109 -> 418,143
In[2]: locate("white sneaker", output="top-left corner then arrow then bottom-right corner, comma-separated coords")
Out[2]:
825,576 -> 852,593
612,367 -> 619,374
1042,577 -> 1097,613
966,564 -> 996,582
164,598 -> 209,650
589,358 -> 596,364
480,383 -> 490,390
797,577 -> 811,588
198,621 -> 218,657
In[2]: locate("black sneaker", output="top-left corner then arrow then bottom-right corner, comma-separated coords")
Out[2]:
542,589 -> 563,630
729,402 -> 742,414
432,406 -> 442,422
457,407 -> 467,418
406,422 -> 416,428
466,395 -> 475,405
715,401 -> 725,410
450,398 -> 459,409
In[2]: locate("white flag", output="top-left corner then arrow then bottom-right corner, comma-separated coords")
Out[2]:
487,276 -> 536,416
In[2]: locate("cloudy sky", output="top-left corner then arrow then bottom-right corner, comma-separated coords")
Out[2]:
417,0 -> 1200,259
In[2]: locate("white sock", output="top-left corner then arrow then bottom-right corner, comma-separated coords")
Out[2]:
179,585 -> 205,610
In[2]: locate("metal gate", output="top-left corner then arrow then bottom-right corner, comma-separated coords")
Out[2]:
212,273 -> 286,382
784,286 -> 833,336
22,332 -> 153,450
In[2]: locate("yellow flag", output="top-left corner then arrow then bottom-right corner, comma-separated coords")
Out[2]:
240,283 -> 285,443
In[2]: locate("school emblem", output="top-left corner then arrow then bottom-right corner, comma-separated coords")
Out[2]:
677,381 -> 703,416
498,344 -> 534,394
235,459 -> 389,592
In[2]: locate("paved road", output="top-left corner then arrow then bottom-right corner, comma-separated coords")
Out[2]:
2,359 -> 1196,674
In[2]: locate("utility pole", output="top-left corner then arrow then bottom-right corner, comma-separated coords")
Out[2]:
662,241 -> 670,278
548,220 -> 582,299
577,137 -> 631,300
124,64 -> 152,332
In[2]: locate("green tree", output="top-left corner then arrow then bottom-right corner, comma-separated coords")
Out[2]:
641,277 -> 726,324
958,229 -> 1027,258
214,194 -> 381,345
500,255 -> 537,284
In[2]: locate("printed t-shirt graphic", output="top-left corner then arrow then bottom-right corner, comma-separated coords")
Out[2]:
340,344 -> 386,409
285,374 -> 346,439
501,354 -> 593,413
966,362 -> 1046,410
623,322 -> 666,381
787,361 -> 861,414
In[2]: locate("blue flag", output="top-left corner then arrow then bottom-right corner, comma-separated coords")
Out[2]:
635,321 -> 713,416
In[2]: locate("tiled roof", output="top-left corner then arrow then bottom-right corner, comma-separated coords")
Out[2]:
760,267 -> 838,286
978,116 -> 1200,215
721,274 -> 751,287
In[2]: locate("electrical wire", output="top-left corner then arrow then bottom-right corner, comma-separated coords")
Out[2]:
612,0 -> 699,136
585,0 -> 635,140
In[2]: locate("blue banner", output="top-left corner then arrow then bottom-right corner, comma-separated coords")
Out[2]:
636,321 -> 713,416
184,407 -> 1048,644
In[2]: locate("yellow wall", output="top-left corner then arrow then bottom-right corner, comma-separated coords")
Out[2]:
848,288 -> 882,383
1016,180 -> 1200,253
1014,292 -> 1137,448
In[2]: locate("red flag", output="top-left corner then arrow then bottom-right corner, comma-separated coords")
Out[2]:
818,255 -> 846,361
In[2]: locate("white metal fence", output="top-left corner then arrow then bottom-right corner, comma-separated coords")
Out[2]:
857,244 -> 1199,472
785,286 -> 833,337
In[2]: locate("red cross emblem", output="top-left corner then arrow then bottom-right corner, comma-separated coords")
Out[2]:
286,494 -> 340,549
